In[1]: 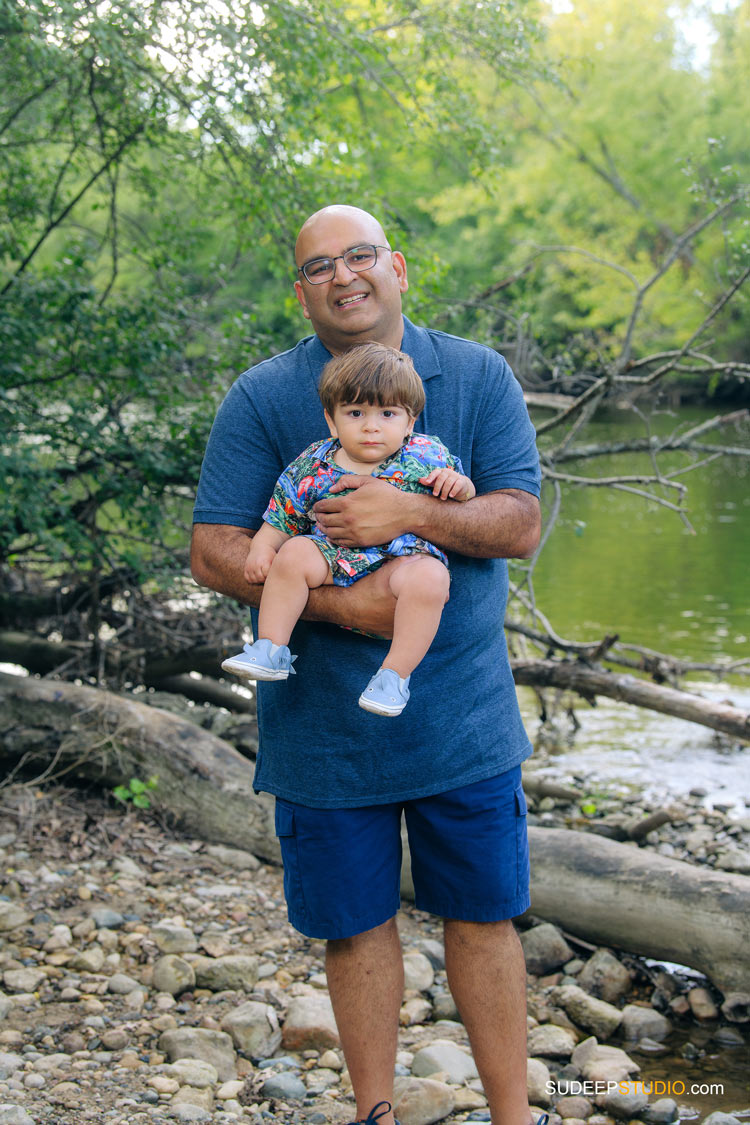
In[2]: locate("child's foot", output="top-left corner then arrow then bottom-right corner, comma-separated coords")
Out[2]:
221,639 -> 297,681
358,668 -> 410,716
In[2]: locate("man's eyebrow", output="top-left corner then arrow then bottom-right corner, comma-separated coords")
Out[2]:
301,242 -> 373,264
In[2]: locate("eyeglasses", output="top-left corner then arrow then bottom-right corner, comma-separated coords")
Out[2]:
297,244 -> 392,285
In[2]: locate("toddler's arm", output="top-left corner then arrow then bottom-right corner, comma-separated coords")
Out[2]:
244,523 -> 291,583
420,467 -> 476,502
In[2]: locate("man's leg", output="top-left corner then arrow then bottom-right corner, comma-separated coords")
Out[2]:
444,918 -> 531,1125
326,917 -> 402,1125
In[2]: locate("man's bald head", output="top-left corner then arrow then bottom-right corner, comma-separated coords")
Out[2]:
294,205 -> 389,263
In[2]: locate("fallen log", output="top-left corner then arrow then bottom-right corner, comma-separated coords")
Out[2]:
512,658 -> 750,743
527,826 -> 750,995
0,672 -> 278,863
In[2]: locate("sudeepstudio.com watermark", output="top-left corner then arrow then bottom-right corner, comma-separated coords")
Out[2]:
546,1080 -> 725,1097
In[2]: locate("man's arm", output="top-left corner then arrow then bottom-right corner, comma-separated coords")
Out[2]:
313,478 -> 541,559
190,523 -> 398,637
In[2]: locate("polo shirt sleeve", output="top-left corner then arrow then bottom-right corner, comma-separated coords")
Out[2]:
470,352 -> 541,498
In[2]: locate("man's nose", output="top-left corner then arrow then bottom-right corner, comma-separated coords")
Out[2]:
332,256 -> 359,283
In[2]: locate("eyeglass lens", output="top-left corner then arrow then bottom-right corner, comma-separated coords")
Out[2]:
303,244 -> 379,284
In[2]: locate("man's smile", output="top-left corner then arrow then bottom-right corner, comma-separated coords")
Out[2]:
335,292 -> 369,308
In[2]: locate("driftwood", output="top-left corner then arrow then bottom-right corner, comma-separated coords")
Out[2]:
0,672 -> 278,862
512,658 -> 750,743
527,826 -> 750,997
3,673 -> 750,995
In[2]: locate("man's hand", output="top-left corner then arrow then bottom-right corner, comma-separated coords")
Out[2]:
419,467 -> 476,501
313,476 -> 413,548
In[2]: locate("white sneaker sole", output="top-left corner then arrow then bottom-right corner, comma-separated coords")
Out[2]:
220,658 -> 289,681
358,695 -> 405,717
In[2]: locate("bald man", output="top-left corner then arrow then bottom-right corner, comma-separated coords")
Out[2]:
192,206 -> 543,1125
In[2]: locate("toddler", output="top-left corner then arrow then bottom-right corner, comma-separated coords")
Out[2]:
221,342 -> 475,716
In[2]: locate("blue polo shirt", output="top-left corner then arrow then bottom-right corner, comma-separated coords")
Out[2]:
193,317 -> 541,808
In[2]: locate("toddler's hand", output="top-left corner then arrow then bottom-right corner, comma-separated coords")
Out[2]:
244,546 -> 277,584
419,468 -> 476,501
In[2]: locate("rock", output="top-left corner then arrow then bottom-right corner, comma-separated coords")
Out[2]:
412,1039 -> 479,1083
431,991 -> 460,1021
712,1026 -> 744,1047
393,1076 -> 456,1125
642,1098 -> 679,1124
149,1075 -> 180,1094
526,1057 -> 552,1106
205,843 -> 260,870
578,1044 -> 639,1084
172,1104 -> 212,1122
221,1000 -> 282,1056
620,1005 -> 671,1041
577,950 -> 631,1005
521,924 -> 574,975
152,954 -> 196,996
90,907 -> 124,928
527,1024 -> 577,1058
0,1107 -> 36,1125
721,991 -> 750,1023
152,922 -> 198,954
164,1058 -> 219,1087
403,951 -> 435,992
0,1054 -> 23,1080
555,1096 -> 593,1119
159,1027 -> 237,1082
417,939 -> 446,970
107,972 -> 143,994
218,1079 -> 245,1099
3,968 -> 45,993
101,1027 -> 130,1050
702,1115 -> 742,1125
261,1072 -> 307,1100
687,987 -> 719,1021
282,993 -> 340,1050
715,848 -> 750,875
0,904 -> 31,932
0,994 -> 11,1020
400,996 -> 433,1025
602,1083 -> 649,1120
319,1049 -> 342,1069
551,986 -> 622,1040
70,945 -> 105,973
191,954 -> 258,992
453,1088 -> 488,1111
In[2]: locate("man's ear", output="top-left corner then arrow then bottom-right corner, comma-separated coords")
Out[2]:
391,250 -> 409,294
324,410 -> 338,438
294,279 -> 311,320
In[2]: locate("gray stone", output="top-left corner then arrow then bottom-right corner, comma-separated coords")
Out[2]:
551,985 -> 622,1040
642,1098 -> 679,1124
0,993 -> 11,1020
159,1027 -> 237,1082
526,1057 -> 552,1107
702,1115 -> 742,1125
107,972 -> 143,994
401,996 -> 433,1026
620,1005 -> 671,1041
577,950 -> 631,1005
90,907 -> 124,929
715,848 -> 750,875
70,945 -> 106,973
555,1096 -> 593,1119
0,1107 -> 36,1125
152,922 -> 198,954
393,1076 -> 456,1125
578,1044 -> 640,1084
527,1024 -> 577,1058
282,992 -> 340,1051
205,843 -> 260,870
191,954 -> 259,992
152,954 -> 196,996
603,1083 -> 649,1120
0,904 -> 31,932
3,968 -> 45,993
713,1026 -> 744,1047
687,987 -> 719,1021
0,1054 -> 24,1080
403,951 -> 435,992
221,1000 -> 282,1057
261,1072 -> 307,1100
521,923 -> 574,975
172,1106 -> 212,1123
431,991 -> 460,1021
412,1039 -> 478,1083
417,939 -> 446,970
163,1058 -> 219,1087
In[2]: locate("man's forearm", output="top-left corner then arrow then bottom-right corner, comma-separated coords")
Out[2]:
406,488 -> 541,558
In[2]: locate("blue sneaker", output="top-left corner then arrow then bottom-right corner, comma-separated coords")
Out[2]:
358,668 -> 410,716
221,639 -> 297,681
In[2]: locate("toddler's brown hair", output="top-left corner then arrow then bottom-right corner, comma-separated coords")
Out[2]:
319,342 -> 425,418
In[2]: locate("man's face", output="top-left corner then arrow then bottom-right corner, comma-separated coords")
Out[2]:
294,208 -> 408,355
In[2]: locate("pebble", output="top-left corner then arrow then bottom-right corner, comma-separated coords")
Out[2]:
577,949 -> 631,1004
403,951 -> 435,992
260,1072 -> 307,1100
620,1004 -> 671,1041
282,993 -> 340,1051
221,999 -> 282,1056
521,923 -> 574,975
551,986 -> 622,1040
412,1039 -> 479,1083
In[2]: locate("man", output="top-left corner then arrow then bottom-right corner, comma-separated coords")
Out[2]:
191,205 -> 542,1125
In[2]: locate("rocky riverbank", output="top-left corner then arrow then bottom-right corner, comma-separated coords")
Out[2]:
0,765 -> 748,1125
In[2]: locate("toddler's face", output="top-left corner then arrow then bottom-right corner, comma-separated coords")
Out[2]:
325,401 -> 414,465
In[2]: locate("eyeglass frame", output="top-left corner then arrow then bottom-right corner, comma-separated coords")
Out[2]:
296,243 -> 393,285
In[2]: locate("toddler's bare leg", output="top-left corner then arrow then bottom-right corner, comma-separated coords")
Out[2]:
381,556 -> 449,679
258,538 -> 331,645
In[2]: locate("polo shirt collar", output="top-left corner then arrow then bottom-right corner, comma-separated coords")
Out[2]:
303,316 -> 443,382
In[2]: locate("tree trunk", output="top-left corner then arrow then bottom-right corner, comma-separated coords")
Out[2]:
527,826 -> 750,995
0,672 -> 278,862
512,658 -> 750,742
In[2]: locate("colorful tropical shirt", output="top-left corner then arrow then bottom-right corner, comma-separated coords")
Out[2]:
263,434 -> 465,586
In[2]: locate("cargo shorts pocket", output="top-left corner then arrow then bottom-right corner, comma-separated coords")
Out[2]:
274,799 -> 307,926
515,784 -> 530,896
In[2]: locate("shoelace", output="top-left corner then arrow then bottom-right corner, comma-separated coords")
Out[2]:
347,1102 -> 393,1125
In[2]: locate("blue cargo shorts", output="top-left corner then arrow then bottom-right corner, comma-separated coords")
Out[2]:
273,765 -> 530,939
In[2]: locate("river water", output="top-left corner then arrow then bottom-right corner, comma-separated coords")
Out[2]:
519,403 -> 749,810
